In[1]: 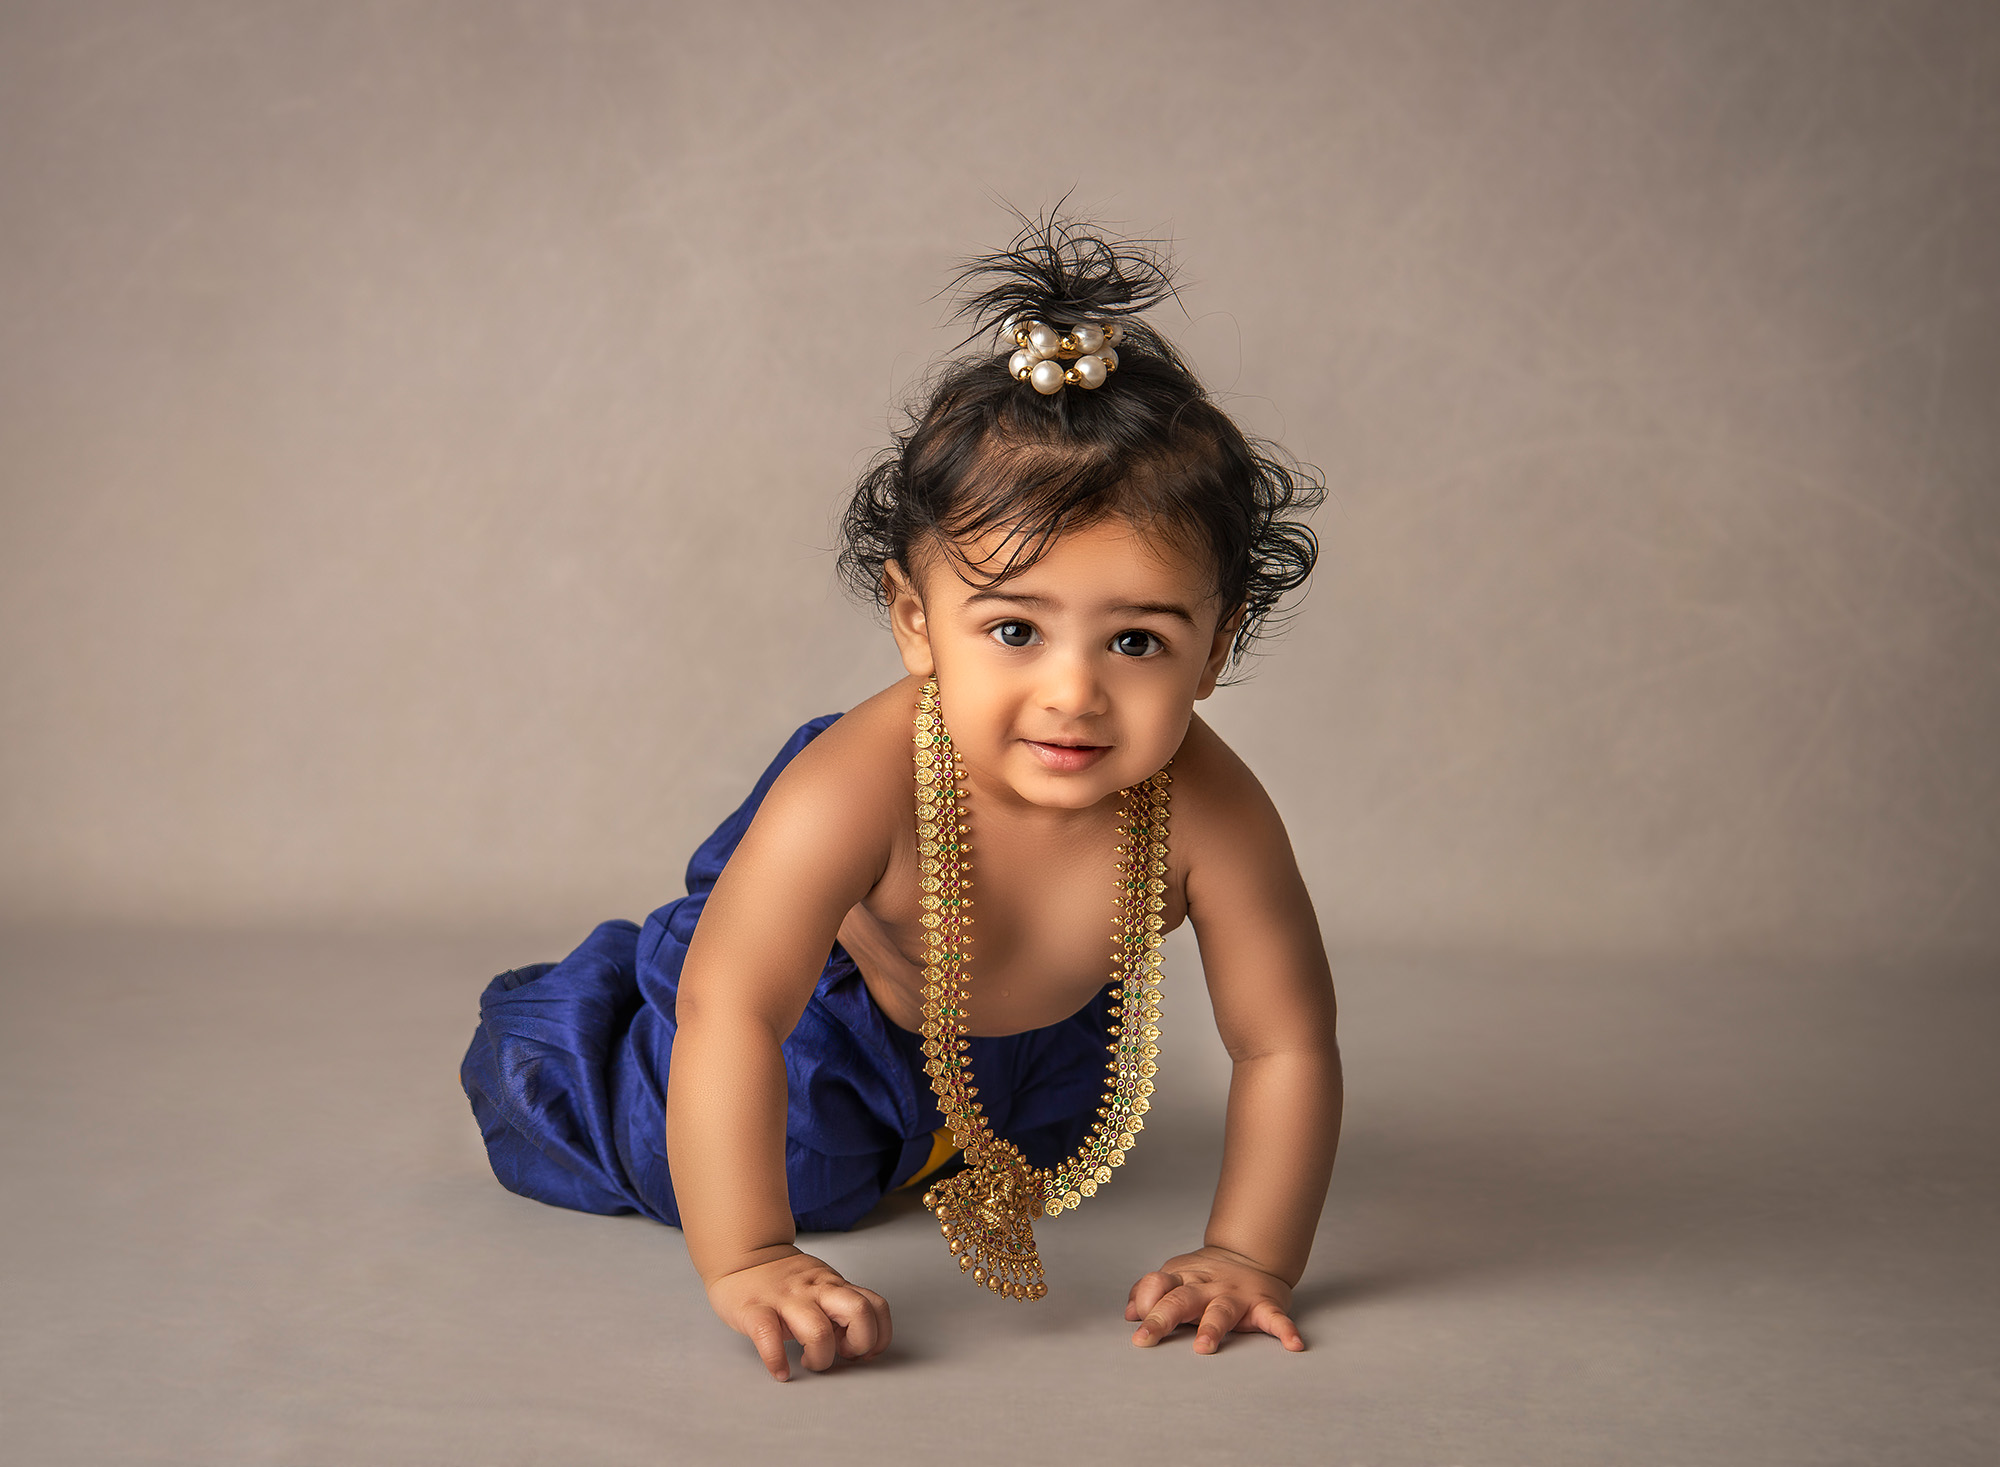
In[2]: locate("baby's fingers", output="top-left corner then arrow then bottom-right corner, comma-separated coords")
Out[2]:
1245,1299 -> 1307,1352
780,1302 -> 841,1374
1194,1296 -> 1245,1355
1132,1282 -> 1206,1347
1125,1269 -> 1182,1324
822,1285 -> 892,1361
740,1305 -> 793,1382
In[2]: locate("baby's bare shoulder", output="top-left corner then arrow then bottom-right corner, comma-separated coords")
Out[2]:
739,679 -> 920,878
682,681 -> 922,1017
1167,715 -> 1308,914
1169,715 -> 1289,850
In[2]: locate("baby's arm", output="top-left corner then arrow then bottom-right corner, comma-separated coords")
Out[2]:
664,724 -> 901,1381
1127,724 -> 1342,1355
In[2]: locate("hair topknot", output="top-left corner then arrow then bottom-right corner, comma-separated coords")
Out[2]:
836,208 -> 1324,683
946,212 -> 1179,349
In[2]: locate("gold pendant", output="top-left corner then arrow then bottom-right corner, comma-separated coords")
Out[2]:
922,1145 -> 1047,1301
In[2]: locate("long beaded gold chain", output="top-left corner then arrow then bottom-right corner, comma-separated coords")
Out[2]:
912,677 -> 1172,1301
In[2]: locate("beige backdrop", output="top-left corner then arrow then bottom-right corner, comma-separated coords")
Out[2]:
2,0 -> 1995,960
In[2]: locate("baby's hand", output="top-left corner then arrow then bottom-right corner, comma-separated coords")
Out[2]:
1125,1245 -> 1306,1355
705,1248 -> 893,1382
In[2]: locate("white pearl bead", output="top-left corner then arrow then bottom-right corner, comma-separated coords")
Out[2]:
1027,323 -> 1061,358
1029,358 -> 1066,395
1103,321 -> 1123,345
1072,354 -> 1107,388
1072,324 -> 1104,354
1100,346 -> 1119,372
1009,349 -> 1033,380
999,313 -> 1020,339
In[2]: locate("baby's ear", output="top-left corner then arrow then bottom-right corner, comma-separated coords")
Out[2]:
1195,603 -> 1245,699
884,561 -> 936,678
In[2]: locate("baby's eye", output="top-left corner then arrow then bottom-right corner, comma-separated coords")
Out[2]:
1112,629 -> 1162,658
991,621 -> 1038,648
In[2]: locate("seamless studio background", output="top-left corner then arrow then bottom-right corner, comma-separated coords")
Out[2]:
2,3 -> 1996,1466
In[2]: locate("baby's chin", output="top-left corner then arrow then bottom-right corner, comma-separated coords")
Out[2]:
1010,781 -> 1116,812
996,750 -> 1148,810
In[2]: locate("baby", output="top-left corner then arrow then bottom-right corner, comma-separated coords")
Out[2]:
461,216 -> 1342,1381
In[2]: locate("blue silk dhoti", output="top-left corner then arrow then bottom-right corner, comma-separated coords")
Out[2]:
459,712 -> 1119,1232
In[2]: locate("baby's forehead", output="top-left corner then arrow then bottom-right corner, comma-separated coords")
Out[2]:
921,517 -> 1222,606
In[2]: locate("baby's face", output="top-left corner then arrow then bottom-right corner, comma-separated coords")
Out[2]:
887,517 -> 1238,812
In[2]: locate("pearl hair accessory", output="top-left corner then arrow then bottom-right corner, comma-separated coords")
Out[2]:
999,315 -> 1124,395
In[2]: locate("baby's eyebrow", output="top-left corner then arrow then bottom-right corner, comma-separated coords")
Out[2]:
962,589 -> 1198,627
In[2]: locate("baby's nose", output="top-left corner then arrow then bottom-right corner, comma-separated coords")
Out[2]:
1038,650 -> 1109,715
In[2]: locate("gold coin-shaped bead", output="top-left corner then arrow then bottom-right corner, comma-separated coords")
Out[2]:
1108,1149 -> 1126,1166
1064,1190 -> 1083,1208
1117,1132 -> 1135,1149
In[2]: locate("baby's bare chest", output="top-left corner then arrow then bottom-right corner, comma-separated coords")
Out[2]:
849,819 -> 1189,1036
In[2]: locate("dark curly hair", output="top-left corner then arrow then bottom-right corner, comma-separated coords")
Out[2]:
835,211 -> 1324,682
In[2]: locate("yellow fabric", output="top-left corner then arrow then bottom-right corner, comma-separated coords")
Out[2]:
896,1126 -> 959,1191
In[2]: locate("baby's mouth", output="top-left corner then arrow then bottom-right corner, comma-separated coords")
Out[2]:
1024,738 -> 1110,772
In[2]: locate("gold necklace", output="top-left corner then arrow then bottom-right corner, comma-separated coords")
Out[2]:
912,676 -> 1172,1301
